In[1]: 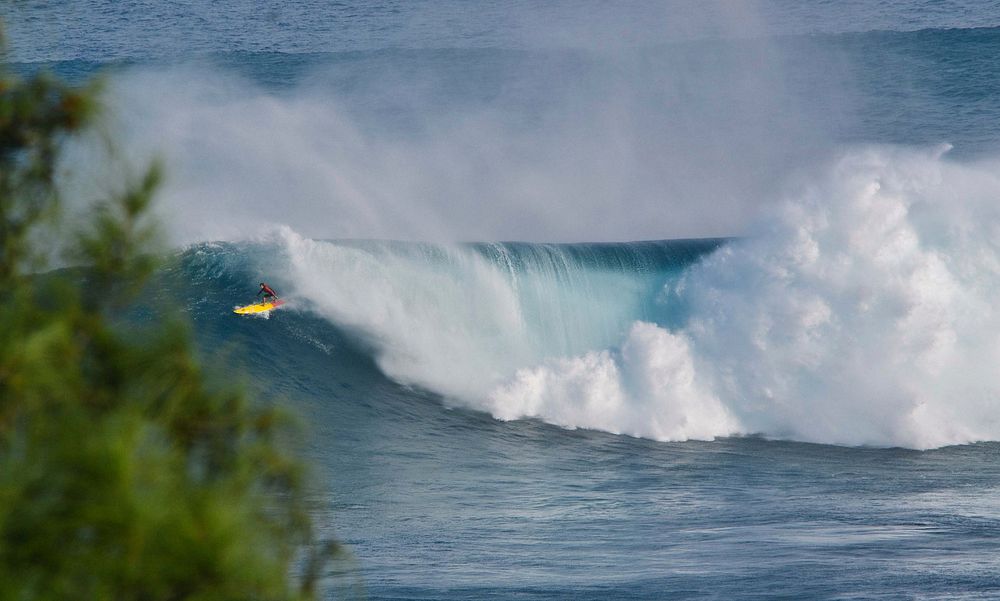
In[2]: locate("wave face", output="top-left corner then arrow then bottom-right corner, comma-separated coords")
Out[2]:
184,146 -> 991,451
278,234 -> 721,401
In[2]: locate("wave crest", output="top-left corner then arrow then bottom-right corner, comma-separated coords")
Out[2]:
278,147 -> 1000,449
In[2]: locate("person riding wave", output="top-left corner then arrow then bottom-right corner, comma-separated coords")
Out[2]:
257,282 -> 278,303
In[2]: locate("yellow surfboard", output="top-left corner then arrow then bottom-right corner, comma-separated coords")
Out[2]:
233,299 -> 286,315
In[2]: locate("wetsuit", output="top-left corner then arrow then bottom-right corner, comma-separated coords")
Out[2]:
258,284 -> 278,301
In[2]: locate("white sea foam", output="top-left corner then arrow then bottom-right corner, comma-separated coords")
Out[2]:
672,145 -> 1000,448
487,321 -> 737,440
280,146 -> 1000,449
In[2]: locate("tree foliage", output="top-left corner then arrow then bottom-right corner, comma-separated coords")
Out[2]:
0,39 -> 342,600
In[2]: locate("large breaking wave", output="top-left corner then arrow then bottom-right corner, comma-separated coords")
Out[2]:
248,146 -> 1000,450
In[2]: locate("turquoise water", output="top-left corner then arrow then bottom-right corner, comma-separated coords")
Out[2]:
10,2 -> 1000,598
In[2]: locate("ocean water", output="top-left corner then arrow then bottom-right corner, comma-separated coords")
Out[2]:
9,1 -> 1000,599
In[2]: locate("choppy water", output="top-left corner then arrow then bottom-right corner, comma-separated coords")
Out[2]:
9,1 -> 1000,598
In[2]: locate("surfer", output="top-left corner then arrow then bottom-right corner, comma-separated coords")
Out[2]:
233,283 -> 284,315
257,282 -> 279,302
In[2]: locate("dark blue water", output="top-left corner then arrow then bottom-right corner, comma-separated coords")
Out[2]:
12,2 -> 1000,598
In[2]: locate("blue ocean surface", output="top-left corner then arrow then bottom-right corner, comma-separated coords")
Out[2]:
9,1 -> 1000,599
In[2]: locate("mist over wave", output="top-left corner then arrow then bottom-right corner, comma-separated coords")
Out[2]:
61,32 -> 830,245
56,24 -> 1000,249
271,146 -> 1000,449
